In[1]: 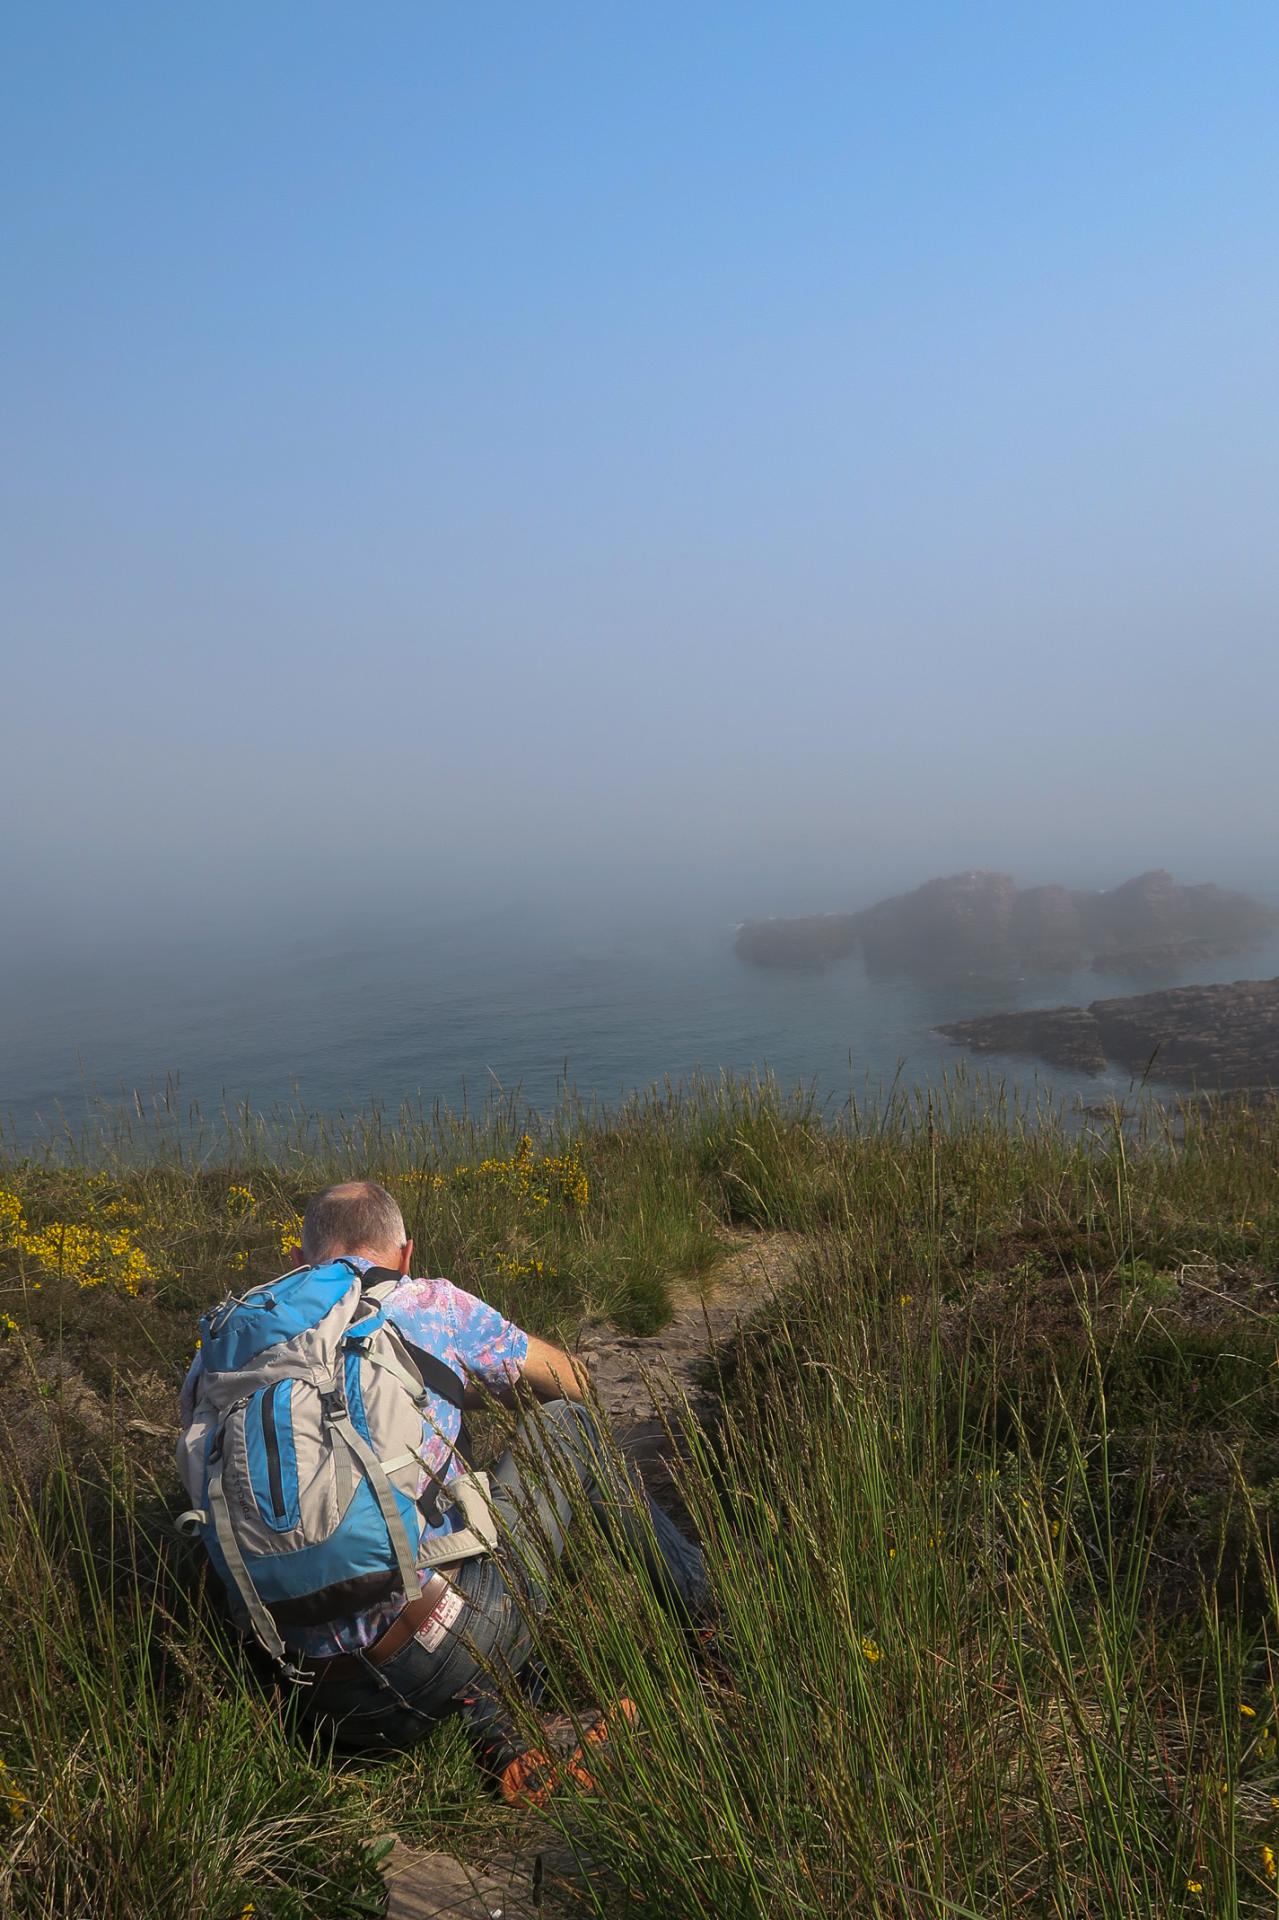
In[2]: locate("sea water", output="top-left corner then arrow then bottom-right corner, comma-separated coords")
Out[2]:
4,897 -> 1278,1146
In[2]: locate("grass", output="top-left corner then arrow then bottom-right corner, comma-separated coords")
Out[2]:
4,1073 -> 1279,1914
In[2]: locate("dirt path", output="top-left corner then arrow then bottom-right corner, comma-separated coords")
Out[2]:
383,1231 -> 802,1920
573,1228 -> 803,1509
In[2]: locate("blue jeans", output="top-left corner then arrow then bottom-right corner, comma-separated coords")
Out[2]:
299,1400 -> 708,1753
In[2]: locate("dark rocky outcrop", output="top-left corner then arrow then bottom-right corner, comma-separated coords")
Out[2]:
857,870 -> 1019,977
938,977 -> 1279,1088
735,869 -> 1276,980
731,912 -> 860,971
1085,870 -> 1275,971
935,1005 -> 1110,1075
1009,885 -> 1088,971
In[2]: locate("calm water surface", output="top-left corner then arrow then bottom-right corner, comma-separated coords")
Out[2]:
4,902 -> 1278,1145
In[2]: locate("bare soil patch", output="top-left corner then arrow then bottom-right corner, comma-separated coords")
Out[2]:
573,1229 -> 803,1506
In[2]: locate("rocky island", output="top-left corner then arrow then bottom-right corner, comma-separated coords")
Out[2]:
938,977 -> 1279,1088
736,869 -> 1276,980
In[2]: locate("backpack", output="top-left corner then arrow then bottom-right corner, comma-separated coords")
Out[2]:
176,1258 -> 497,1676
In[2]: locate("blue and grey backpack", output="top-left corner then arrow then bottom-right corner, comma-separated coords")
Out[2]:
176,1259 -> 497,1676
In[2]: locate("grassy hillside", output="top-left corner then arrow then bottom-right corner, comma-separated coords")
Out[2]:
4,1076 -> 1279,1915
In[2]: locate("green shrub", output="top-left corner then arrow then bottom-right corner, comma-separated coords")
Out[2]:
3,1079 -> 1279,1913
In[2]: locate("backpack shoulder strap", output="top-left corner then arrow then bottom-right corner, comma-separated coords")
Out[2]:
354,1268 -> 469,1411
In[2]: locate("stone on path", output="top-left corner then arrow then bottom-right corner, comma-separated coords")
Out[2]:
381,1838 -> 539,1919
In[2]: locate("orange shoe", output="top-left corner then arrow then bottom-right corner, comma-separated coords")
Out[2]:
496,1698 -> 639,1808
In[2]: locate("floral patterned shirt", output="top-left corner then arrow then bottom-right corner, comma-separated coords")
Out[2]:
180,1261 -> 529,1656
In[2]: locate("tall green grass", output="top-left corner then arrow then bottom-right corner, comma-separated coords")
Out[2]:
0,1433 -> 388,1918
2,1075 -> 1279,1914
499,1247 -> 1279,1916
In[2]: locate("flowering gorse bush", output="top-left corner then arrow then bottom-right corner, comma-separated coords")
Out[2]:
0,1187 -> 156,1297
373,1136 -> 595,1302
404,1133 -> 589,1210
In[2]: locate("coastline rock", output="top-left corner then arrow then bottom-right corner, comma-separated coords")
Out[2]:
731,912 -> 859,971
938,977 -> 1279,1088
1083,870 -> 1272,971
935,1005 -> 1109,1074
857,870 -> 1019,977
735,869 -> 1275,980
1010,884 -> 1087,970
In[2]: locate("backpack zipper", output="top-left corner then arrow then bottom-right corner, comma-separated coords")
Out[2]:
260,1385 -> 286,1521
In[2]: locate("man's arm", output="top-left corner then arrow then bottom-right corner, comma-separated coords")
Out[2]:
464,1332 -> 589,1407
519,1333 -> 590,1402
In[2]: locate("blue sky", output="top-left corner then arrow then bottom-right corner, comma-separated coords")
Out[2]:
4,3 -> 1278,947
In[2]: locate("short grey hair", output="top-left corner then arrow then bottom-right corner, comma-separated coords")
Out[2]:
301,1180 -> 407,1265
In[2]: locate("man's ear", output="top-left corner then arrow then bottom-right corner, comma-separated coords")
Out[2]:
286,1243 -> 304,1269
398,1238 -> 414,1277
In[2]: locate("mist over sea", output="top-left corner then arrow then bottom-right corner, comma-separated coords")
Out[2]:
6,890 -> 1279,1148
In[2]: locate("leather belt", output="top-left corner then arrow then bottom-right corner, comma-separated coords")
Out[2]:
297,1564 -> 463,1681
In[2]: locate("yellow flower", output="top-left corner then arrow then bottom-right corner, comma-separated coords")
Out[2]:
0,1756 -> 27,1820
272,1218 -> 302,1260
0,1191 -> 25,1242
0,1314 -> 18,1337
1242,1702 -> 1257,1717
1263,1843 -> 1276,1882
17,1220 -> 154,1295
860,1636 -> 881,1663
1185,1879 -> 1202,1893
493,1250 -> 556,1282
225,1184 -> 256,1216
470,1137 -> 588,1209
899,1293 -> 912,1307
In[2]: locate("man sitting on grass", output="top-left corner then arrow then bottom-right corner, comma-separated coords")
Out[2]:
182,1179 -> 707,1800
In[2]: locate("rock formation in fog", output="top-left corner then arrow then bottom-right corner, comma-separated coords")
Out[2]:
938,977 -> 1279,1089
734,869 -> 1276,980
